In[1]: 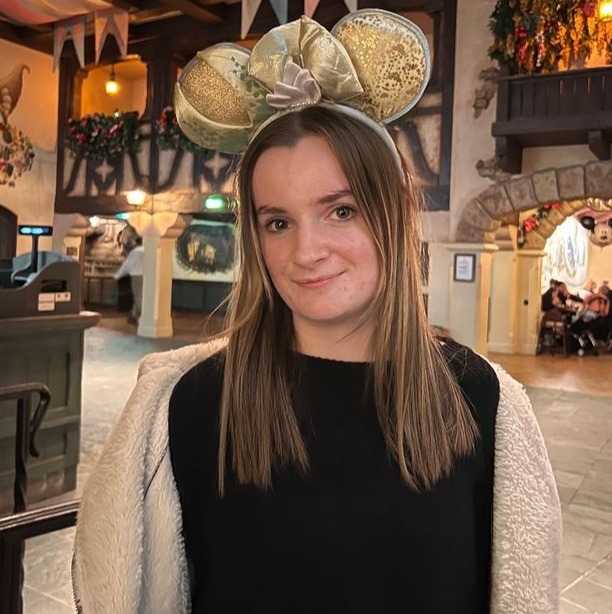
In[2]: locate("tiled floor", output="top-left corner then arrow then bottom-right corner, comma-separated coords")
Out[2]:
12,313 -> 612,612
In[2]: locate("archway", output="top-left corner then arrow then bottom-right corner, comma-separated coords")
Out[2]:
438,160 -> 612,354
454,160 -> 612,243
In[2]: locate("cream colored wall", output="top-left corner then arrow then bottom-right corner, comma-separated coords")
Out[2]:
426,0 -> 496,341
588,243 -> 612,287
80,70 -> 146,117
488,231 -> 518,354
0,40 -> 58,255
522,145 -> 598,174
449,0 -> 497,239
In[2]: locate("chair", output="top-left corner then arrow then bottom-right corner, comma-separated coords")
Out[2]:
536,310 -> 569,356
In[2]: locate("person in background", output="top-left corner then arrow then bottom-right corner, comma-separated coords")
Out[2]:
72,11 -> 561,614
541,279 -> 560,312
113,237 -> 144,325
577,279 -> 597,301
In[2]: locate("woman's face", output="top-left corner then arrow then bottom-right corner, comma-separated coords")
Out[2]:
252,135 -> 380,343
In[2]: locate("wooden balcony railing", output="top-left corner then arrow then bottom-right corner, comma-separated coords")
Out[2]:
492,66 -> 612,173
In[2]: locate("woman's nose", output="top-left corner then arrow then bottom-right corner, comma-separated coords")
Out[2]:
292,222 -> 330,266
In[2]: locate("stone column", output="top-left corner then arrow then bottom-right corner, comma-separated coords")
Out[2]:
487,227 -> 519,354
514,248 -> 545,355
430,242 -> 498,354
128,211 -> 188,338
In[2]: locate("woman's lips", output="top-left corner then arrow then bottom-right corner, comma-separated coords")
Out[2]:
295,273 -> 343,288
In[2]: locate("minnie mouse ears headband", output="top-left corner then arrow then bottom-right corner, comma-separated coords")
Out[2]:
174,9 -> 431,155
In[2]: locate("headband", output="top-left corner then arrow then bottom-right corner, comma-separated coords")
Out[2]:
174,9 -> 431,155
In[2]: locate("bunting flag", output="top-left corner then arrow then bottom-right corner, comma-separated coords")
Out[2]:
304,0 -> 321,18
95,8 -> 129,64
268,0 -> 288,26
241,0 -> 263,39
53,15 -> 86,71
241,0 -> 288,39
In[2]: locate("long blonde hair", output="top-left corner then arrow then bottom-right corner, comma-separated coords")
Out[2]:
216,106 -> 478,494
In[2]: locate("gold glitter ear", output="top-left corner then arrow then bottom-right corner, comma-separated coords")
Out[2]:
332,9 -> 431,123
175,44 -> 274,153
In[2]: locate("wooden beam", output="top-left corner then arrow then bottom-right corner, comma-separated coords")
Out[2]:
588,130 -> 612,161
0,22 -> 53,54
158,0 -> 223,22
495,136 -> 522,175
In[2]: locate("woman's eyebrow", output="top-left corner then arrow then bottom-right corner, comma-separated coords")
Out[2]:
315,189 -> 354,205
255,190 -> 354,216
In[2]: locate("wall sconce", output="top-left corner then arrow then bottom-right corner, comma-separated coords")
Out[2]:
125,189 -> 147,206
600,0 -> 612,20
105,63 -> 119,96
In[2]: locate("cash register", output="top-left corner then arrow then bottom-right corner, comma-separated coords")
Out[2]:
0,225 -> 81,318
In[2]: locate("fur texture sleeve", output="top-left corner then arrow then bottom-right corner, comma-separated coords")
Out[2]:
489,364 -> 562,614
72,340 -> 224,613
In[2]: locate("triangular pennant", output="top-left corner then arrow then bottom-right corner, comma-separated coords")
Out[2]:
304,0 -> 321,18
342,0 -> 357,12
241,0 -> 263,39
95,8 -> 129,65
53,16 -> 86,72
268,0 -> 288,25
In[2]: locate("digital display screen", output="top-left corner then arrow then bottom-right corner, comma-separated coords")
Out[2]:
18,225 -> 53,236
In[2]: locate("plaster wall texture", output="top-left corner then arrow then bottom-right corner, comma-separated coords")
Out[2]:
0,40 -> 58,255
522,145 -> 598,175
449,0 -> 497,240
588,242 -> 612,287
80,69 -> 146,117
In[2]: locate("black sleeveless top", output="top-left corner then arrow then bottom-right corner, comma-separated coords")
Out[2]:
169,340 -> 499,613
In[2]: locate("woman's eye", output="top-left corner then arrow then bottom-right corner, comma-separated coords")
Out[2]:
334,206 -> 355,220
266,219 -> 288,232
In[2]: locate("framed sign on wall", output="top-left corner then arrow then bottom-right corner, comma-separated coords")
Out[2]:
453,253 -> 476,283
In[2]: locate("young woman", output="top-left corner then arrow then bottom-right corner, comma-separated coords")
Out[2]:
72,11 -> 561,614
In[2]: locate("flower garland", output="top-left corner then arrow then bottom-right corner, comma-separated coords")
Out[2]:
489,0 -> 612,75
0,114 -> 35,187
156,105 -> 208,154
65,111 -> 140,163
517,202 -> 562,246
561,2 -> 612,66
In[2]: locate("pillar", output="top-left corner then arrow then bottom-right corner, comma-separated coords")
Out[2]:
128,210 -> 188,338
487,227 -> 519,354
514,249 -> 545,355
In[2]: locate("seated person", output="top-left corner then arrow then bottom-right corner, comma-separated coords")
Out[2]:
572,289 -> 609,323
577,280 -> 597,301
546,282 -> 581,321
541,280 -> 559,312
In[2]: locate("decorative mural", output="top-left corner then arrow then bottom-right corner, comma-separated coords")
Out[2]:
173,220 -> 235,282
390,91 -> 446,211
0,63 -> 34,187
541,216 -> 589,292
580,214 -> 612,248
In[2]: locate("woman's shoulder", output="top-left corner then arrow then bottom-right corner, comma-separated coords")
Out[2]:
439,338 -> 499,390
137,338 -> 226,380
438,338 -> 500,426
171,348 -> 226,400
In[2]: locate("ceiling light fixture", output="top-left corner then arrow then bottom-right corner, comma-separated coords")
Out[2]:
105,63 -> 119,96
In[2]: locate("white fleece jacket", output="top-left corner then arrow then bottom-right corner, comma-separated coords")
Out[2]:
72,341 -> 562,613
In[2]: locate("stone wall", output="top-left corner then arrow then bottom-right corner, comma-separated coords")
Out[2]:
455,161 -> 612,244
